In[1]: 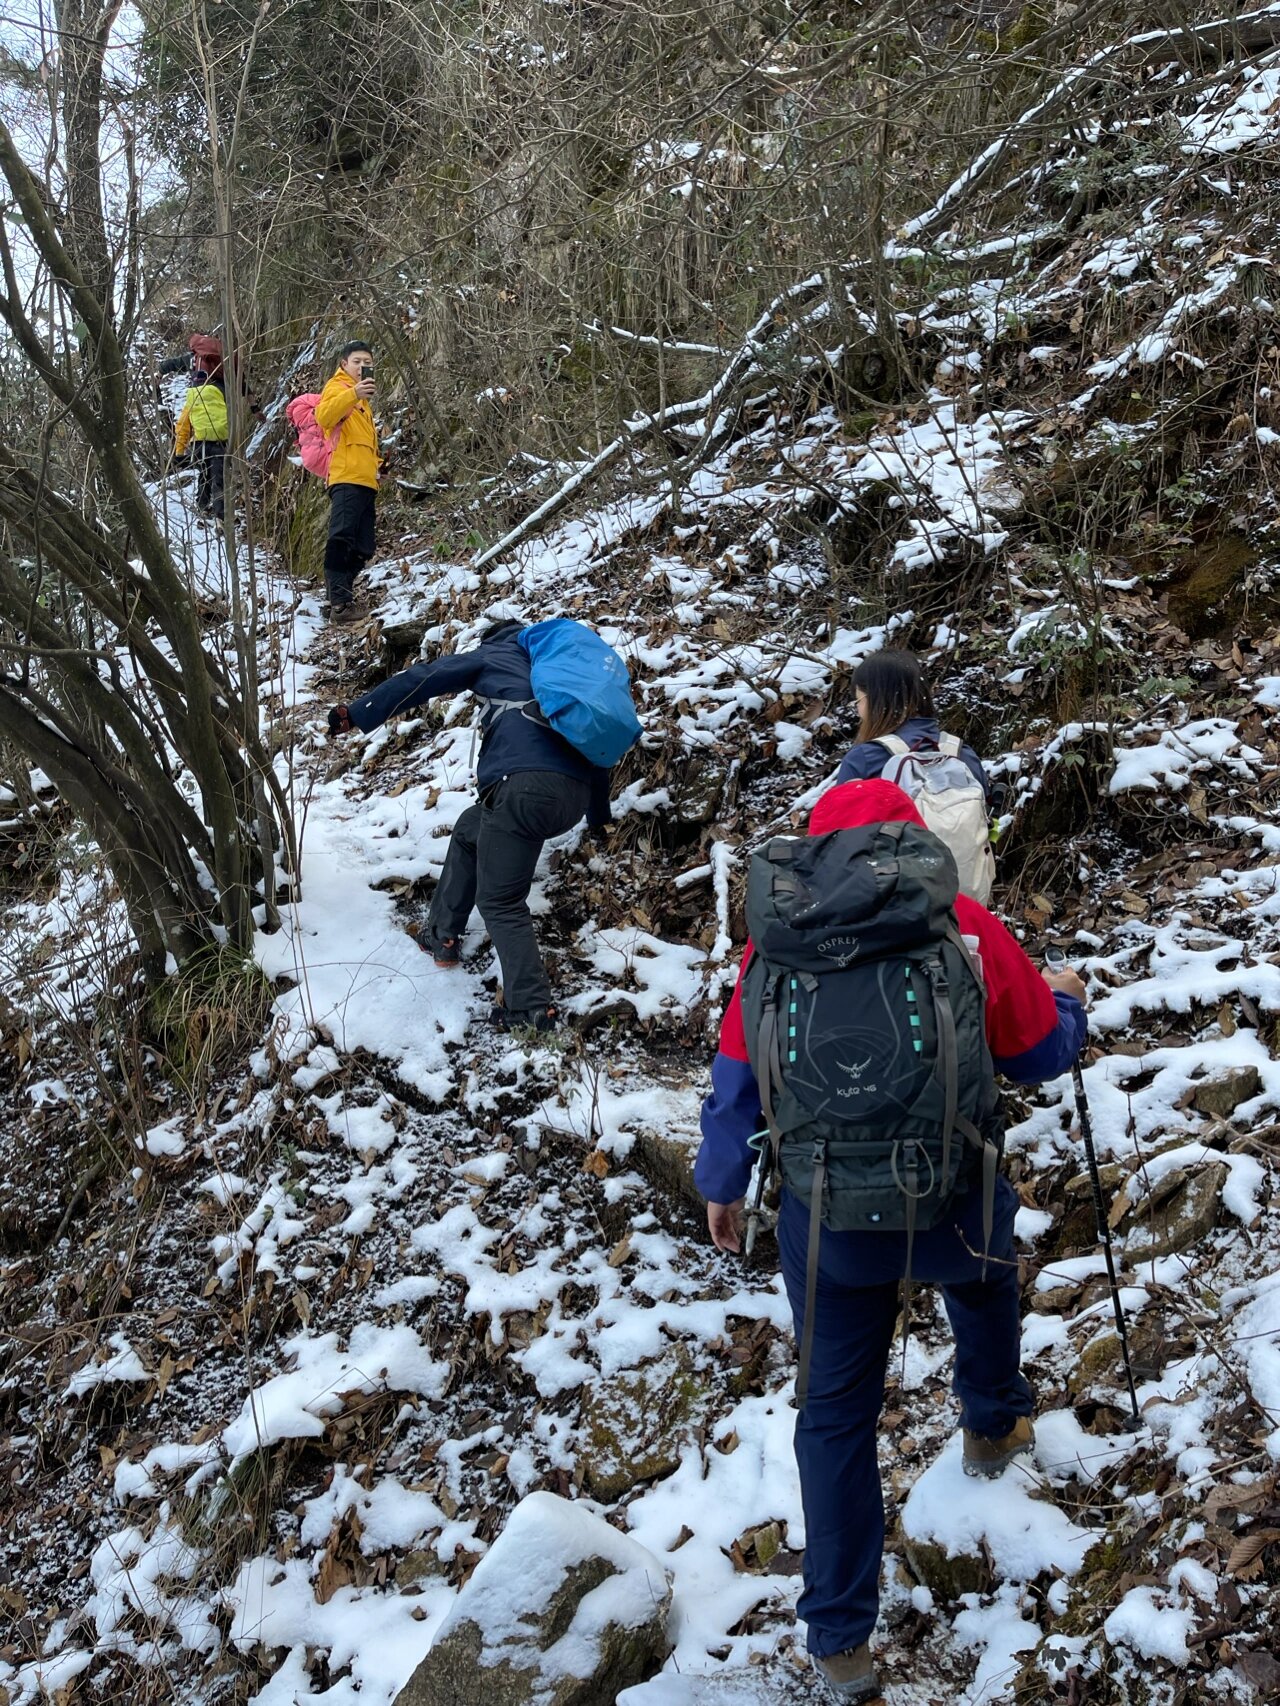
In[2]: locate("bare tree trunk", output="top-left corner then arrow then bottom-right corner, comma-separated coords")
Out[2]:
0,9 -> 295,968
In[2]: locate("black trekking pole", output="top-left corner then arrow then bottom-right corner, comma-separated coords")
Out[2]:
1045,947 -> 1142,1428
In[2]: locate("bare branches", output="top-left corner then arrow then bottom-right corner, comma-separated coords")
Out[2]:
0,0 -> 296,967
900,2 -> 1280,248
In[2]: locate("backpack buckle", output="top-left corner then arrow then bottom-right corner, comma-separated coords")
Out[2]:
926,957 -> 949,996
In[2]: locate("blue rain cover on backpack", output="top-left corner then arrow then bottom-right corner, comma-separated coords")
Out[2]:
517,619 -> 642,768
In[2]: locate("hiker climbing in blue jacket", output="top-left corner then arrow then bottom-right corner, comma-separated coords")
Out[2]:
327,619 -> 617,1035
837,648 -> 989,796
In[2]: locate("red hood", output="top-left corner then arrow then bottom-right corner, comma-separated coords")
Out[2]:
808,778 -> 924,836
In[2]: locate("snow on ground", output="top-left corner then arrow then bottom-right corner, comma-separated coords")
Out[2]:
7,36 -> 1280,1706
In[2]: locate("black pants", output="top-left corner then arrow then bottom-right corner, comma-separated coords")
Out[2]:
325,482 -> 376,608
195,442 -> 225,520
427,772 -> 590,1015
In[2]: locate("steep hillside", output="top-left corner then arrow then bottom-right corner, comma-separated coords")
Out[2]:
4,16 -> 1280,1706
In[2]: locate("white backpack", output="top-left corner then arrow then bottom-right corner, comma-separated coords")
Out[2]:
874,733 -> 996,904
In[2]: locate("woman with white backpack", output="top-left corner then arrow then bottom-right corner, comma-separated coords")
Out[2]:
836,649 -> 996,902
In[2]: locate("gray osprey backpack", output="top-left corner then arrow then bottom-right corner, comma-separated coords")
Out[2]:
740,820 -> 1002,1406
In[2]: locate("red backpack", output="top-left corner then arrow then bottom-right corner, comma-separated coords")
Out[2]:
285,394 -> 339,479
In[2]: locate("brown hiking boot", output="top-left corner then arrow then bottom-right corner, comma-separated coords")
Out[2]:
963,1415 -> 1035,1479
815,1644 -> 880,1701
330,602 -> 363,626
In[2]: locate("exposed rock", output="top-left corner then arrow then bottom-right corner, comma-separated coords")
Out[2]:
578,1352 -> 706,1501
1065,1162 -> 1127,1200
1192,1066 -> 1261,1121
899,1434 -> 1093,1603
1069,1329 -> 1121,1397
394,1491 -> 671,1706
395,1546 -> 447,1587
630,1127 -> 700,1209
902,1532 -> 992,1599
1125,1163 -> 1228,1264
1031,1282 -> 1088,1314
284,474 -> 329,586
1137,1166 -> 1190,1215
729,1518 -> 802,1575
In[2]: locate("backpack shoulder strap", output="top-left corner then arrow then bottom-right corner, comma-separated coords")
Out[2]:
937,733 -> 963,757
795,1135 -> 827,1414
935,926 -> 1001,1278
873,734 -> 911,756
946,923 -> 987,999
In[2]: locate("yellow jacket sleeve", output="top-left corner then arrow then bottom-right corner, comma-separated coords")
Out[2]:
315,375 -> 357,437
174,398 -> 194,456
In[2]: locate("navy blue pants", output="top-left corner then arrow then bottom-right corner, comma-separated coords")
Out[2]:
777,1173 -> 1032,1659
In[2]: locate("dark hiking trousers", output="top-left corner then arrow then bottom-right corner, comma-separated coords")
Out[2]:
325,483 -> 376,608
195,442 -> 226,520
777,1173 -> 1033,1659
426,771 -> 590,1015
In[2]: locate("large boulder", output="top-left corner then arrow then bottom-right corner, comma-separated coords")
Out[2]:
394,1492 -> 672,1706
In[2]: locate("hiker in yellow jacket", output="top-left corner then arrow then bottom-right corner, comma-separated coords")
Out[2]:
315,341 -> 379,623
173,370 -> 229,521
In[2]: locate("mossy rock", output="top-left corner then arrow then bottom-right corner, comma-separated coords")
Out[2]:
578,1352 -> 708,1501
630,1127 -> 699,1209
394,1492 -> 671,1706
285,475 -> 330,586
902,1534 -> 991,1599
1069,1329 -> 1121,1397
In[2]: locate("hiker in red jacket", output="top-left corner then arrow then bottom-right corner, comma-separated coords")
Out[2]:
695,778 -> 1087,1702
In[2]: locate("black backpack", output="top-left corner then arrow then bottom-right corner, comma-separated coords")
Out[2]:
740,820 -> 1002,1407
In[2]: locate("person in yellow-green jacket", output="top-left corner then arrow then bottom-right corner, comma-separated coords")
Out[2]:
173,369 -> 229,521
315,340 -> 379,623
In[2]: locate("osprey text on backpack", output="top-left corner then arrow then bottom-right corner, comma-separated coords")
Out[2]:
874,733 -> 996,904
740,820 -> 1002,1407
482,619 -> 643,769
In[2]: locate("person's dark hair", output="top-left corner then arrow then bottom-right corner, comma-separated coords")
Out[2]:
478,618 -> 522,644
339,340 -> 373,361
853,649 -> 935,743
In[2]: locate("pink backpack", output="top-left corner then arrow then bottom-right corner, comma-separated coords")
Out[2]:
285,393 -> 339,479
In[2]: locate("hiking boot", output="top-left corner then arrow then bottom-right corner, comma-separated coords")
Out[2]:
427,935 -> 460,968
815,1644 -> 880,1701
963,1415 -> 1035,1479
489,1004 -> 559,1036
330,602 -> 362,626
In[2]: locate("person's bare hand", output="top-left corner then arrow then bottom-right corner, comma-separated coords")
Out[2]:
354,377 -> 376,401
1043,967 -> 1088,1005
708,1200 -> 745,1253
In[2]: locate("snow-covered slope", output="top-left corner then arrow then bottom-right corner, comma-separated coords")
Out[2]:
5,27 -> 1280,1706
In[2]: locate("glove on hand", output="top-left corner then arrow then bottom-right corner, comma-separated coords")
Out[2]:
328,704 -> 352,738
